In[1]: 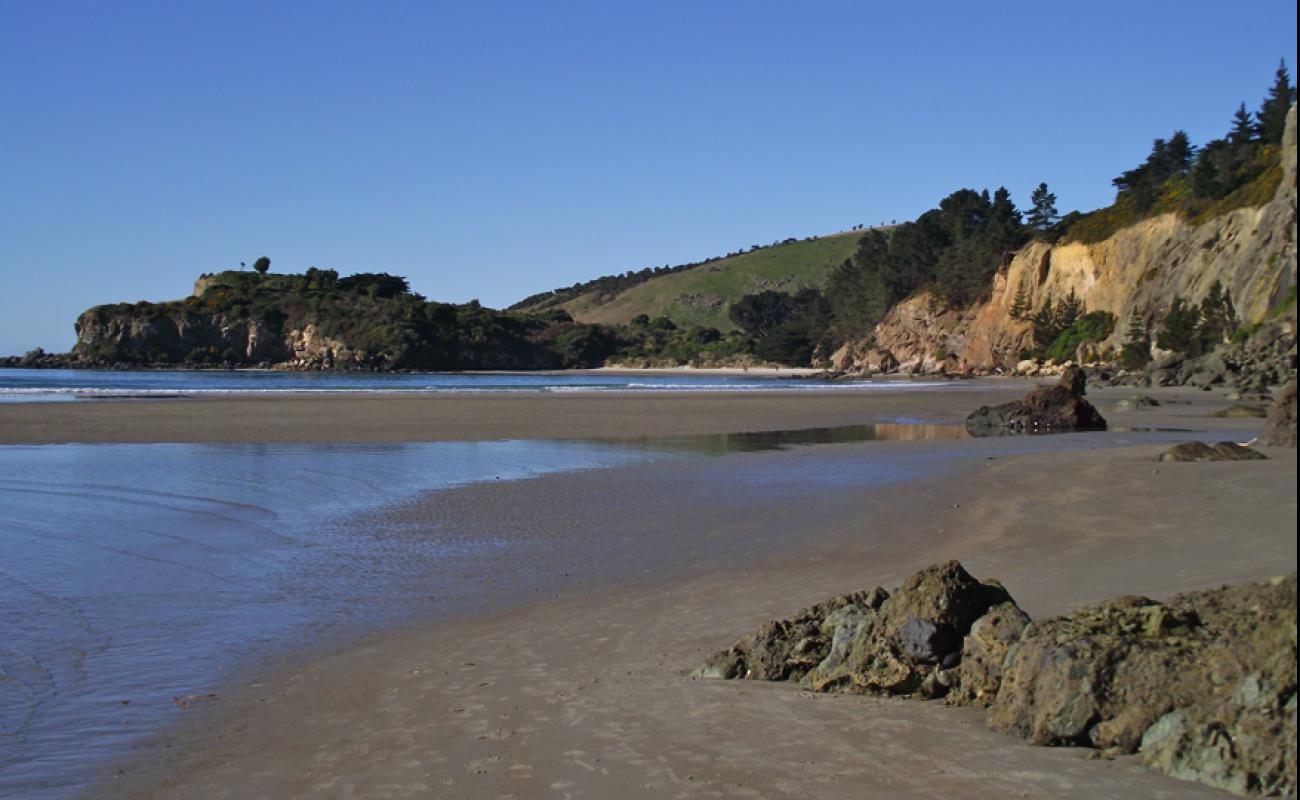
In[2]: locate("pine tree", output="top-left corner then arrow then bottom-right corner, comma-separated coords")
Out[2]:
1054,289 -> 1083,331
1121,308 -> 1151,369
1032,298 -> 1057,351
1198,281 -> 1238,348
1157,297 -> 1204,355
1230,102 -> 1258,145
253,256 -> 271,275
989,186 -> 1027,260
1009,284 -> 1030,321
1164,131 -> 1196,174
1027,182 -> 1059,231
1192,138 -> 1229,198
1257,59 -> 1297,145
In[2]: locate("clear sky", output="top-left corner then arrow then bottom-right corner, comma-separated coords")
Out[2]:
1,1 -> 1296,354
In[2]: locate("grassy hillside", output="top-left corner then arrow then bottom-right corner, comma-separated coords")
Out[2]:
518,231 -> 862,331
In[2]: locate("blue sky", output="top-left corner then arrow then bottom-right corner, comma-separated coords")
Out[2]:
1,1 -> 1296,354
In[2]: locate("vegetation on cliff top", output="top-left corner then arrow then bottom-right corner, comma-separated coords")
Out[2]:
1064,60 -> 1294,244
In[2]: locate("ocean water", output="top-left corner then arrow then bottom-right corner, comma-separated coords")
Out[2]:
0,368 -> 963,401
0,441 -> 660,800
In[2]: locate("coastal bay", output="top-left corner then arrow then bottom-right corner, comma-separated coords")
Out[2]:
4,6 -> 1295,798
8,383 -> 1282,799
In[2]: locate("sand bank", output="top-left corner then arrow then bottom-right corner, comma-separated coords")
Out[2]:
87,384 -> 1295,799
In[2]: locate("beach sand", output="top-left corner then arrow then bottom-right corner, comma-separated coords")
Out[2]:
0,381 -> 1031,444
32,383 -> 1294,799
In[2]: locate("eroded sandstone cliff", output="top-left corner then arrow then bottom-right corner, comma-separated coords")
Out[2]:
832,106 -> 1298,375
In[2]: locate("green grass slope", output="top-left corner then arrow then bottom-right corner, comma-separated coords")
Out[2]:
528,231 -> 861,331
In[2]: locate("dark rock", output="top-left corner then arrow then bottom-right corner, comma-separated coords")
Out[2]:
1057,364 -> 1087,395
966,366 -> 1108,435
1159,442 -> 1268,462
896,617 -> 962,665
1257,380 -> 1297,447
1211,404 -> 1269,419
1187,370 -> 1226,388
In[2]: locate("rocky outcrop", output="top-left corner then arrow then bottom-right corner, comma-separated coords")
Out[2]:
836,106 -> 1297,376
1258,380 -> 1298,446
692,562 -> 1012,699
695,563 -> 1297,797
1159,442 -> 1268,462
965,366 -> 1107,435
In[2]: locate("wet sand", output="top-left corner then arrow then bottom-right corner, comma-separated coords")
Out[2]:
75,384 -> 1297,799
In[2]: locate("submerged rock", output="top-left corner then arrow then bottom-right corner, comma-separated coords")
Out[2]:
1116,394 -> 1161,411
695,564 -> 1296,797
1257,380 -> 1297,447
1159,442 -> 1268,462
966,366 -> 1108,435
1212,404 -> 1270,418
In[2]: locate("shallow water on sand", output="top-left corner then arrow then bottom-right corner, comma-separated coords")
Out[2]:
0,441 -> 656,799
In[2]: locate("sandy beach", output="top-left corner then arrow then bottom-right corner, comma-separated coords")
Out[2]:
4,383 -> 1293,798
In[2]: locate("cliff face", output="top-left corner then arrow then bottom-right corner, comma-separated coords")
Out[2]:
834,106 -> 1297,374
73,309 -> 370,369
73,310 -> 292,364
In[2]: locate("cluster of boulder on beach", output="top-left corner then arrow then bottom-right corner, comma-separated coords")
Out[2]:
695,561 -> 1298,797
